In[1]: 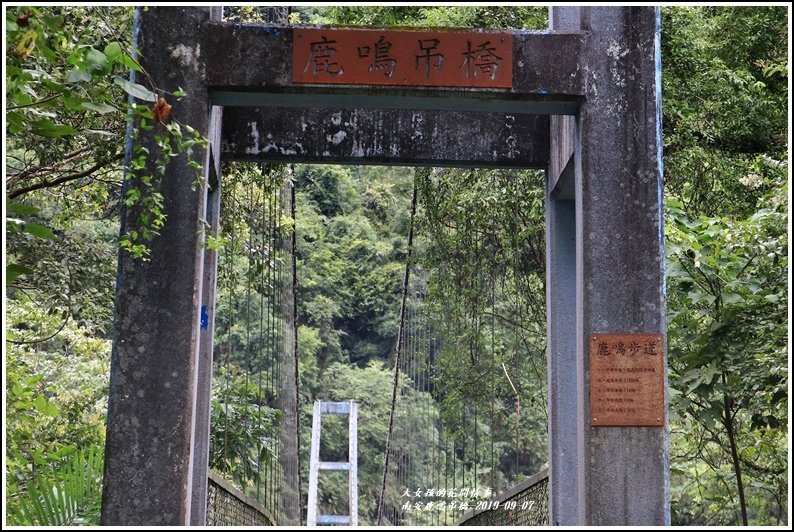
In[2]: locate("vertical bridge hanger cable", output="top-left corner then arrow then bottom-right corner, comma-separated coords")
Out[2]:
376,171 -> 419,525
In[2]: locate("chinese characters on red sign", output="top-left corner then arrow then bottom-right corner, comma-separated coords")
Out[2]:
589,333 -> 665,427
292,28 -> 513,88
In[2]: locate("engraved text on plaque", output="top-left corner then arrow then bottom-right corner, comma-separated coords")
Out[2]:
590,333 -> 665,426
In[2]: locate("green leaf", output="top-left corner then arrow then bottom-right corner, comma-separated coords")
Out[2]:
34,395 -> 49,414
7,264 -> 34,284
11,91 -> 33,106
7,202 -> 39,216
105,42 -> 141,72
66,69 -> 91,83
104,41 -> 122,61
9,446 -> 104,525
7,111 -> 24,134
31,119 -> 77,138
42,13 -> 64,31
85,48 -> 107,73
81,101 -> 117,114
62,95 -> 86,110
120,53 -> 142,72
24,223 -> 56,240
113,76 -> 156,102
688,291 -> 716,305
722,292 -> 743,305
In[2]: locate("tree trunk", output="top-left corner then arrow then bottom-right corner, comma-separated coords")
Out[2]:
723,384 -> 748,525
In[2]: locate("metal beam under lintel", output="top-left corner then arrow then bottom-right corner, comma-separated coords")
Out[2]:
211,90 -> 578,116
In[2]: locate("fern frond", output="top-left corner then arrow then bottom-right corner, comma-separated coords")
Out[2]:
7,445 -> 105,526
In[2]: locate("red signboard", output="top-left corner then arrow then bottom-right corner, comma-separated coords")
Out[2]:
589,333 -> 665,427
292,28 -> 513,89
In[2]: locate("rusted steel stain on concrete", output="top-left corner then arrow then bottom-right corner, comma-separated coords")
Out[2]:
292,28 -> 513,88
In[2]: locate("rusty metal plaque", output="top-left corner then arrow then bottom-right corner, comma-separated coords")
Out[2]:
590,333 -> 665,427
292,28 -> 513,89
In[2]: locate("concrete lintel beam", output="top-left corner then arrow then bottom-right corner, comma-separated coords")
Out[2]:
203,23 -> 585,101
221,106 -> 549,168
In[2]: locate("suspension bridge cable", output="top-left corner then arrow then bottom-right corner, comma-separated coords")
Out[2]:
430,328 -> 438,526
276,178 -> 284,520
222,174 -> 237,476
407,286 -> 417,524
263,173 -> 274,510
472,231 -> 481,496
270,178 -> 279,517
210,165 -> 302,523
278,182 -> 285,520
244,177 -> 255,465
376,174 -> 418,525
503,361 -> 520,484
256,170 -> 267,502
408,289 -> 415,522
277,179 -> 285,513
419,295 -> 425,520
289,168 -> 302,524
491,273 -> 496,493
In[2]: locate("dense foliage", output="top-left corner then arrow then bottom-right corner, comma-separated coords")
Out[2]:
5,7 -> 129,523
4,5 -> 789,526
661,6 -> 788,525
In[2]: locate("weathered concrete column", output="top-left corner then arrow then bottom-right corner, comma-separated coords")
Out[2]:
575,7 -> 669,525
189,105 -> 223,526
545,190 -> 576,525
546,7 -> 580,526
102,7 -> 213,525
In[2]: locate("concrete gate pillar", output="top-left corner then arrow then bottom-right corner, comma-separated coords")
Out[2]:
99,5 -> 666,526
101,6 -> 219,525
546,6 -> 668,526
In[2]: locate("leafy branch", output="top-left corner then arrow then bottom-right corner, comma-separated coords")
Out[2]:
9,154 -> 123,199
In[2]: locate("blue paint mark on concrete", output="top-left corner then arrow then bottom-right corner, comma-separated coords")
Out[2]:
200,305 -> 208,330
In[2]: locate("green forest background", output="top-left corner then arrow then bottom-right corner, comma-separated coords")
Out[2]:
5,5 -> 789,526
